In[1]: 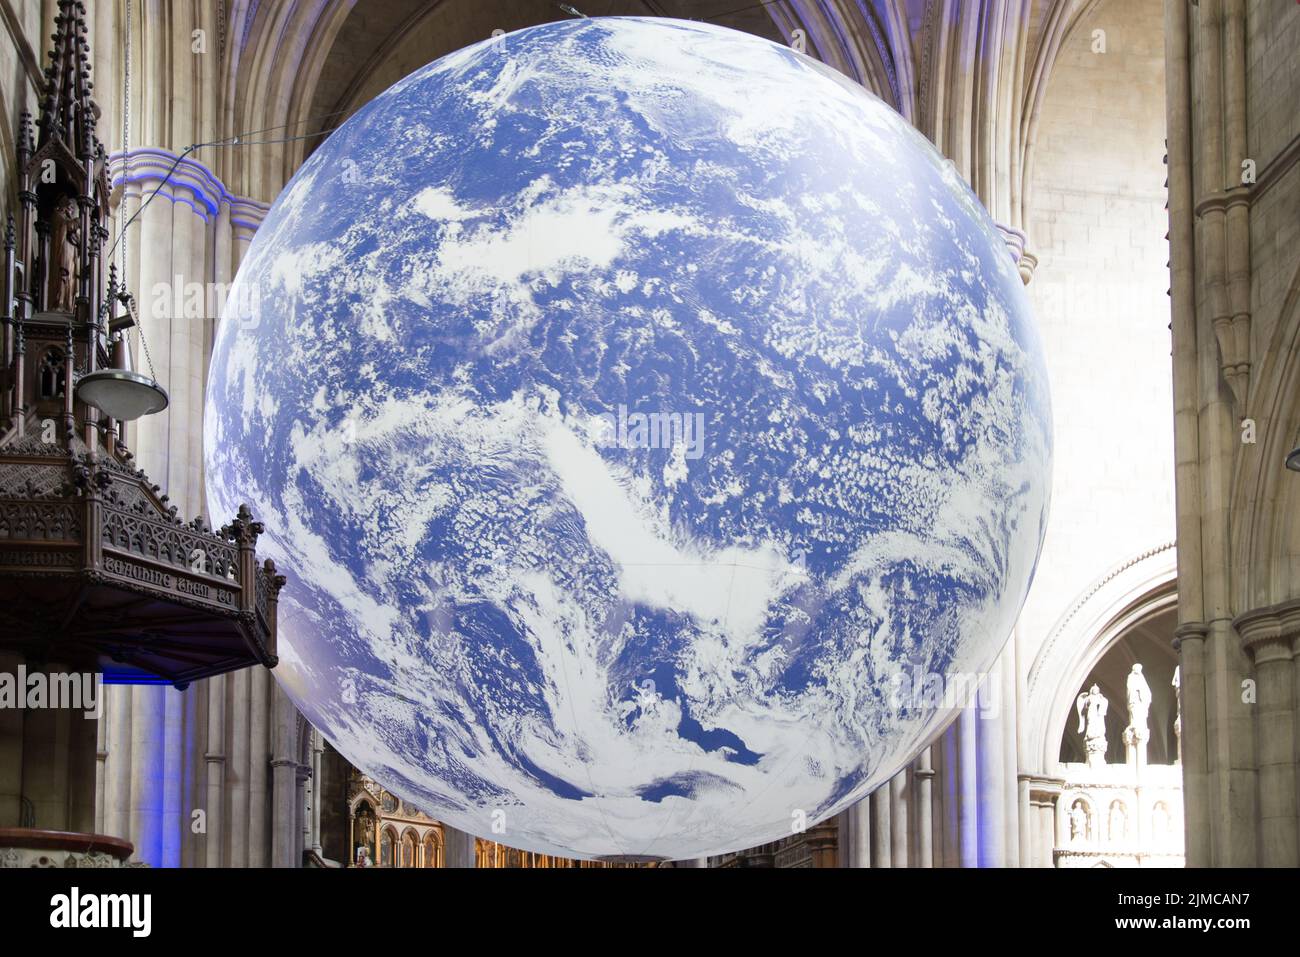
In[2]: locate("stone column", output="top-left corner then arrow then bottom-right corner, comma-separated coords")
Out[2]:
248,665 -> 270,866
204,674 -> 226,867
228,669 -> 250,866
270,685 -> 298,867
1027,777 -> 1063,868
270,756 -> 297,866
1174,622 -> 1210,864
940,720 -> 960,867
889,769 -> 909,867
295,763 -> 310,863
869,784 -> 891,867
1017,775 -> 1033,867
975,668 -> 1005,866
311,733 -> 323,853
915,748 -> 934,867
94,688 -> 108,834
846,797 -> 870,867
103,684 -> 132,841
1001,647 -> 1020,865
958,706 -> 979,867
1235,603 -> 1300,866
128,685 -> 164,865
161,686 -> 183,867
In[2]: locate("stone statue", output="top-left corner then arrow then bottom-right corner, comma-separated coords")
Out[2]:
1109,801 -> 1127,841
1076,683 -> 1108,766
1069,801 -> 1089,843
1126,663 -> 1151,740
48,196 -> 81,312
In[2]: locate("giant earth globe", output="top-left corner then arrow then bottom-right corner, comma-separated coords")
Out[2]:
204,16 -> 1052,861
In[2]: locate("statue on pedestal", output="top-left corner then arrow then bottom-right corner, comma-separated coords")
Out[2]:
1069,800 -> 1090,843
1108,800 -> 1128,842
1076,683 -> 1109,767
48,195 -> 80,312
1126,663 -> 1151,741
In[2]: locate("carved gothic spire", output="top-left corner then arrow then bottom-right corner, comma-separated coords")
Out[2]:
37,0 -> 99,161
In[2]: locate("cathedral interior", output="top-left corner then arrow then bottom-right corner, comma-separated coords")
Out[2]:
0,0 -> 1298,893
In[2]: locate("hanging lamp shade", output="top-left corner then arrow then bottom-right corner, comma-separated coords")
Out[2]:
77,368 -> 169,420
76,331 -> 168,420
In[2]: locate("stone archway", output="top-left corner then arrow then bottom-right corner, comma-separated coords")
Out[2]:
1026,544 -> 1177,775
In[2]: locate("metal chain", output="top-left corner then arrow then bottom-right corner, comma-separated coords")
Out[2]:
120,0 -> 130,279
119,0 -> 158,383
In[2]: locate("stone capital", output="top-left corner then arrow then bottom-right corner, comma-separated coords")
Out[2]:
1021,774 -> 1065,804
1233,599 -> 1300,661
1172,620 -> 1209,650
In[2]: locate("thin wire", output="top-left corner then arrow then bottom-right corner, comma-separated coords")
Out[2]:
108,102 -> 340,383
106,125 -> 340,269
699,0 -> 785,22
119,0 -> 130,280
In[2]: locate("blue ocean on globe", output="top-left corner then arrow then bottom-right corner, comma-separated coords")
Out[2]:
204,16 -> 1052,860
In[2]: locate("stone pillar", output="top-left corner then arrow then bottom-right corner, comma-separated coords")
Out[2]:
295,763 -> 310,863
180,680 -> 202,868
1235,603 -> 1300,866
270,756 -> 297,867
270,686 -> 298,867
1028,777 -> 1063,868
104,684 -> 132,841
869,783 -> 891,867
889,768 -> 909,867
161,687 -> 183,867
915,748 -> 934,867
1017,775 -> 1033,867
1000,648 -> 1020,865
94,689 -> 108,834
204,674 -> 226,867
1174,622 -> 1210,864
128,685 -> 164,866
228,669 -> 250,866
940,720 -> 960,867
846,797 -> 870,867
975,669 -> 1005,866
248,665 -> 270,866
311,733 -> 323,853
958,706 -> 979,867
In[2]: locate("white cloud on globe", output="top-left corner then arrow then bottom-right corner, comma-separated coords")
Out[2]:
204,16 -> 1051,860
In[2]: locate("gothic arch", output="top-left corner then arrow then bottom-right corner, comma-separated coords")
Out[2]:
422,827 -> 443,868
1234,254 -> 1300,611
1059,790 -> 1096,843
379,825 -> 398,867
1026,543 -> 1177,773
400,827 -> 419,867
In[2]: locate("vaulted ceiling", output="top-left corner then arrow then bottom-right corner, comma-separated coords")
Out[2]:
216,0 -> 1100,238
